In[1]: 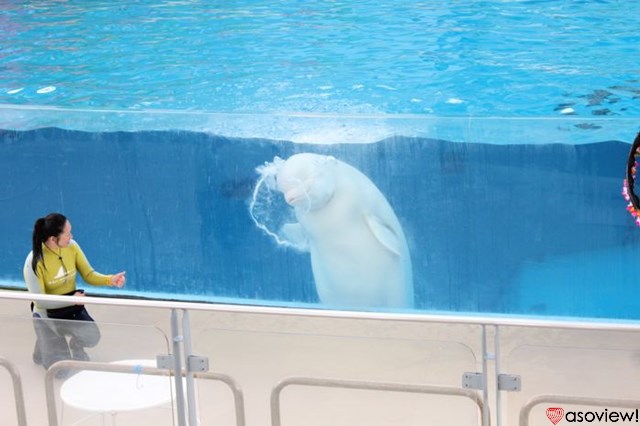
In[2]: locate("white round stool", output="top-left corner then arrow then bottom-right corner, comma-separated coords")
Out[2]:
60,359 -> 175,425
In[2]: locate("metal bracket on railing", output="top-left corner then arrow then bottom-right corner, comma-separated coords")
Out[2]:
462,372 -> 485,390
156,354 -> 175,370
497,374 -> 521,391
187,355 -> 209,373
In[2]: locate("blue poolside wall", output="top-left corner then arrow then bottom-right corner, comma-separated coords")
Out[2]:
1,128 -> 639,319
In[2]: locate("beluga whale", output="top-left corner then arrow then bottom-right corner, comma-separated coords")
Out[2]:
252,153 -> 413,309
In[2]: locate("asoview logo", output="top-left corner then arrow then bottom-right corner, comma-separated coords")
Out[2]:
546,407 -> 639,424
547,408 -> 564,425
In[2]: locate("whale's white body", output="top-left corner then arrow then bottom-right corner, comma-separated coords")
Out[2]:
275,153 -> 413,309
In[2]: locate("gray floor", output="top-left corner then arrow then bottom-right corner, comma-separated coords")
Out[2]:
1,297 -> 639,426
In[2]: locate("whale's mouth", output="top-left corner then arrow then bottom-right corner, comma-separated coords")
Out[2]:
284,186 -> 309,206
280,175 -> 314,208
284,183 -> 335,212
284,190 -> 301,205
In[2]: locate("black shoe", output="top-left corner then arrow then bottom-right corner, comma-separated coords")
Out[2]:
32,349 -> 42,365
71,347 -> 90,362
55,369 -> 71,380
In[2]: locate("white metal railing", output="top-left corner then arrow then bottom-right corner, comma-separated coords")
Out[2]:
2,289 -> 640,426
0,357 -> 27,426
2,289 -> 640,332
270,376 -> 486,426
44,360 -> 246,426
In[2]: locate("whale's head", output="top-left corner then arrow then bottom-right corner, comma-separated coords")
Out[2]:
276,153 -> 337,211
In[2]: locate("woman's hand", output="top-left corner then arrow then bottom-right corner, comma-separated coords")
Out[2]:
74,290 -> 86,305
110,271 -> 126,288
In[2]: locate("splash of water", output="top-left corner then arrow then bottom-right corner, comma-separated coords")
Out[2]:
249,157 -> 305,250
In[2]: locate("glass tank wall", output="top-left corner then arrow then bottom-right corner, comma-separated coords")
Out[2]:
1,106 -> 639,320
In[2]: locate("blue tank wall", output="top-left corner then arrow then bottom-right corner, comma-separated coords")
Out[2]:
1,128 -> 639,318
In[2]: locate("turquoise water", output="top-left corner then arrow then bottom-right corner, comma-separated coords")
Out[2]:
1,2 -> 640,320
1,1 -> 640,117
2,128 -> 640,320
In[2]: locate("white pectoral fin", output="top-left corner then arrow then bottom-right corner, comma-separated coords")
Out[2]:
365,214 -> 402,256
281,222 -> 310,252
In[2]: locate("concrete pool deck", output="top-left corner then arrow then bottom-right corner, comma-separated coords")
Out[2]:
1,295 -> 639,425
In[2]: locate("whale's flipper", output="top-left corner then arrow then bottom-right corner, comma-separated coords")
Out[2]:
281,222 -> 310,252
365,214 -> 402,256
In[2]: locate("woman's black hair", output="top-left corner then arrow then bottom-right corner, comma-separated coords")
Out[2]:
31,213 -> 67,274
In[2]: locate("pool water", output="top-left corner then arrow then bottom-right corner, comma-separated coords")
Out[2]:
1,128 -> 639,320
1,1 -> 640,320
1,1 -> 640,117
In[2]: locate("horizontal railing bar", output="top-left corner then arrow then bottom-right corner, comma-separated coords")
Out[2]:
3,289 -> 640,332
270,376 -> 485,426
45,360 -> 245,426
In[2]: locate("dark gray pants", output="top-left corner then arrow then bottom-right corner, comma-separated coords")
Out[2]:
31,306 -> 100,368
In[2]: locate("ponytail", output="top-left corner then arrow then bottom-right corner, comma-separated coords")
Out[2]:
31,218 -> 46,273
31,213 -> 67,273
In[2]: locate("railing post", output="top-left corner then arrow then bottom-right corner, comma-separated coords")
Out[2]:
0,358 -> 27,426
494,326 -> 502,426
171,308 -> 187,426
481,325 -> 491,426
182,309 -> 199,425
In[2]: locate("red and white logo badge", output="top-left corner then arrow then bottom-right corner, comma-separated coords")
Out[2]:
546,407 -> 564,425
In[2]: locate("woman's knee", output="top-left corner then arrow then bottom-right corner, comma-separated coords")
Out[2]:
69,322 -> 101,348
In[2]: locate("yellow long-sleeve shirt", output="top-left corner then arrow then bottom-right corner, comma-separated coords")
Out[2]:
24,240 -> 111,312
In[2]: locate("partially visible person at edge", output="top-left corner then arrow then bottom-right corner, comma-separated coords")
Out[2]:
624,132 -> 640,226
23,212 -> 125,368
